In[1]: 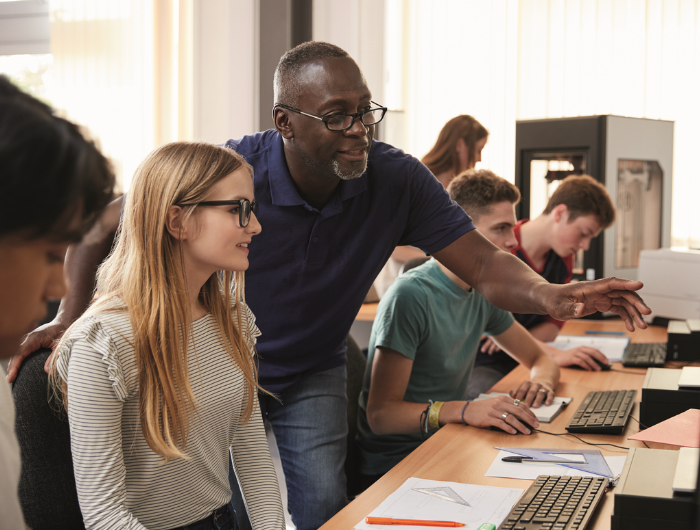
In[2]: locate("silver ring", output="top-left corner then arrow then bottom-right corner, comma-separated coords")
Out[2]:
513,399 -> 520,407
501,412 -> 509,422
538,388 -> 547,394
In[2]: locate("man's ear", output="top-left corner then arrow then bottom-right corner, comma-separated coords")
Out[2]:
274,108 -> 294,139
552,203 -> 569,223
165,205 -> 188,240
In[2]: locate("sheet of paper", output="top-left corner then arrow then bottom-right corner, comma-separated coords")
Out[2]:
474,393 -> 573,423
547,335 -> 630,362
627,408 -> 700,447
673,447 -> 700,492
485,450 -> 627,480
354,477 -> 523,530
678,367 -> 700,388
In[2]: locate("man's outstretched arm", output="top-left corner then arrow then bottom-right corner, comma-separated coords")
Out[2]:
432,230 -> 651,331
6,196 -> 123,382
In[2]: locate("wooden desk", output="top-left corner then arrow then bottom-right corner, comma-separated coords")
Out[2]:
321,320 -> 668,530
356,302 -> 378,322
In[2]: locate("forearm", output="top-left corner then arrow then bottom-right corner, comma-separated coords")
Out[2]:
467,250 -> 553,314
529,353 -> 560,390
536,339 -> 567,364
57,197 -> 122,326
433,231 -> 553,315
367,399 -> 467,435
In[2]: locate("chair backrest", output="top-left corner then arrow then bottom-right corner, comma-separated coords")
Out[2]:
12,348 -> 85,530
399,256 -> 430,275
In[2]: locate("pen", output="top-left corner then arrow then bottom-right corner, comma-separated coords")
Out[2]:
502,456 -> 587,464
365,517 -> 465,527
584,330 -> 625,335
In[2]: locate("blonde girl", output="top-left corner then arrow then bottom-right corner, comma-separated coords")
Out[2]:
51,142 -> 284,530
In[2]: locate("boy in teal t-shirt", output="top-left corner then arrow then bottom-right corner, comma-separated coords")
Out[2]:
357,170 -> 560,482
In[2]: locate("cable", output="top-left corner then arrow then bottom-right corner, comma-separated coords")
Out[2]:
628,415 -> 651,447
533,428 -> 630,451
628,415 -> 649,430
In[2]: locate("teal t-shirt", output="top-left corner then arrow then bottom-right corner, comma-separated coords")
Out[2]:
357,258 -> 514,475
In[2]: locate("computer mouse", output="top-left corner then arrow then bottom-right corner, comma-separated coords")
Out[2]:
595,358 -> 612,371
570,358 -> 612,371
490,420 -> 536,434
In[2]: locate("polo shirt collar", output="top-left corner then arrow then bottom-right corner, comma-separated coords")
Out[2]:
268,134 -> 305,207
268,132 -> 368,209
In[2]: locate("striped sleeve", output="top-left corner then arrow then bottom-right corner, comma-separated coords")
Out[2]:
230,305 -> 284,530
230,391 -> 285,530
63,321 -> 147,530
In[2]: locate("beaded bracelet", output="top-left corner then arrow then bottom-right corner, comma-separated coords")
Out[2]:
460,400 -> 472,425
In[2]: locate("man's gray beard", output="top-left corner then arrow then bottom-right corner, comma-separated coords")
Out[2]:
331,157 -> 367,180
299,148 -> 368,181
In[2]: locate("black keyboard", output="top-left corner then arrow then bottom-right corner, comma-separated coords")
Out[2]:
498,475 -> 608,530
622,342 -> 666,367
565,390 -> 636,434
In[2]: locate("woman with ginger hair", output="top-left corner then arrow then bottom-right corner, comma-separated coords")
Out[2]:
422,114 -> 489,188
51,142 -> 284,530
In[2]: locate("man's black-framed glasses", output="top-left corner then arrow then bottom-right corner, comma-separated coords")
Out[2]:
273,101 -> 388,131
181,199 -> 259,228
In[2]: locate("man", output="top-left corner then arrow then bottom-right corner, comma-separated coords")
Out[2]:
356,169 -> 561,486
470,175 -> 616,398
8,42 -> 649,530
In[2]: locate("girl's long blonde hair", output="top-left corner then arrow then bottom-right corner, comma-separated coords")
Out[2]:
52,142 -> 261,460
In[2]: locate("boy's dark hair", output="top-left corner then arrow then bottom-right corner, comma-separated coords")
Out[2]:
0,75 -> 115,241
447,169 -> 520,221
543,175 -> 615,229
273,41 -> 351,106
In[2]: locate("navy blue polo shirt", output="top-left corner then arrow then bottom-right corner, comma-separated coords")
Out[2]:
226,130 -> 475,393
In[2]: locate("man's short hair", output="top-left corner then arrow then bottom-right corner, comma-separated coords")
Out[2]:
447,169 -> 520,221
543,175 -> 615,229
273,41 -> 350,106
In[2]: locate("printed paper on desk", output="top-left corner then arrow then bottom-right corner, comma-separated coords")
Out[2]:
354,477 -> 523,530
628,409 -> 700,447
486,450 -> 627,481
547,335 -> 629,362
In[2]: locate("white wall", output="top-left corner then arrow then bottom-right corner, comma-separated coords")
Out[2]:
312,0 -> 385,111
193,0 -> 259,144
0,0 -> 50,55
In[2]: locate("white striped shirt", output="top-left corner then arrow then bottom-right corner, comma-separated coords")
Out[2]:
56,303 -> 284,530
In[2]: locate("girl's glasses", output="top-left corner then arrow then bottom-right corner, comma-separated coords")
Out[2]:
182,199 -> 259,227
